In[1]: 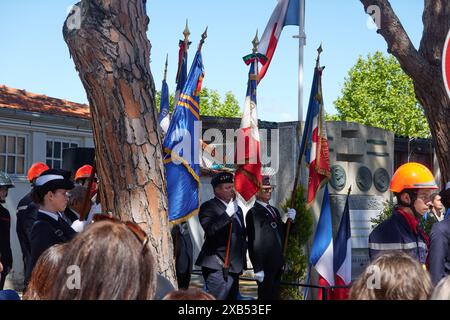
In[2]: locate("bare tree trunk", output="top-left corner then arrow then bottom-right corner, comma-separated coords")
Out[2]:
360,0 -> 450,184
63,0 -> 175,283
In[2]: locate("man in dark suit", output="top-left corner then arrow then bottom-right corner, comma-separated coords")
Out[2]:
195,172 -> 247,300
429,218 -> 450,285
0,172 -> 15,290
246,175 -> 296,300
429,183 -> 450,285
27,169 -> 77,283
171,222 -> 193,289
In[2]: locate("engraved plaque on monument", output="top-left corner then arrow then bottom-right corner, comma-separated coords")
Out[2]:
356,166 -> 372,192
330,164 -> 346,191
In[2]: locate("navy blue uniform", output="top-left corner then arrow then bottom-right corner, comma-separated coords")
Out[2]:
429,218 -> 450,285
195,198 -> 247,300
16,192 -> 37,285
369,209 -> 428,265
27,211 -> 76,283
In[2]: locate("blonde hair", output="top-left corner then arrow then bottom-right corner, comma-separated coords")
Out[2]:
430,276 -> 450,300
349,252 -> 432,300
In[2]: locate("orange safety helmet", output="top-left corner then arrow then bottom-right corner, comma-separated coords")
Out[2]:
27,162 -> 49,182
390,162 -> 438,193
75,164 -> 94,181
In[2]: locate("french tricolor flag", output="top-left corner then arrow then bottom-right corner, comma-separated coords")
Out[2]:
331,192 -> 352,300
258,0 -> 300,81
309,185 -> 334,299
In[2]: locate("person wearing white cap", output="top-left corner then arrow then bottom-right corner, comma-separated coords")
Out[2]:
26,169 -> 76,284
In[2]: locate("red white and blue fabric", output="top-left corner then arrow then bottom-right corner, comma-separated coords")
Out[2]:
301,61 -> 333,299
174,40 -> 189,110
234,58 -> 262,202
309,185 -> 334,299
331,193 -> 352,300
299,65 -> 331,207
258,0 -> 300,81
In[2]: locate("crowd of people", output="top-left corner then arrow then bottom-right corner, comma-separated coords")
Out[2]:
1,160 -> 450,300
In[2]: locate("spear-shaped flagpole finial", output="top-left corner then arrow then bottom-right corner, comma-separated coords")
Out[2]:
252,30 -> 259,54
316,43 -> 323,67
198,26 -> 208,51
163,53 -> 168,81
183,19 -> 190,52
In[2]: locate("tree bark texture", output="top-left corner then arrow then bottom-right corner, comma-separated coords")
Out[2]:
360,0 -> 450,184
63,0 -> 175,283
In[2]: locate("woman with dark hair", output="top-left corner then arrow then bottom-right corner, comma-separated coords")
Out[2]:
47,219 -> 157,300
23,244 -> 67,300
27,169 -> 76,284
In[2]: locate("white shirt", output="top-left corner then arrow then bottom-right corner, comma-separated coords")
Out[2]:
38,209 -> 60,221
256,200 -> 276,217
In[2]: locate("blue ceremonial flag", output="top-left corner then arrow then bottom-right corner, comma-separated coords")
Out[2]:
158,78 -> 170,133
163,49 -> 204,224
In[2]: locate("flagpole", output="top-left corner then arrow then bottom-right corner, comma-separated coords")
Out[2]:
283,45 -> 323,258
163,53 -> 168,81
295,0 -> 306,121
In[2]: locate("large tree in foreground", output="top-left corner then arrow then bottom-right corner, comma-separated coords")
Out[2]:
63,0 -> 175,282
332,51 -> 430,138
360,0 -> 450,184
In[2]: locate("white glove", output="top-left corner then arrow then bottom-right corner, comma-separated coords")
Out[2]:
254,270 -> 265,283
287,208 -> 296,221
226,200 -> 238,217
71,219 -> 89,233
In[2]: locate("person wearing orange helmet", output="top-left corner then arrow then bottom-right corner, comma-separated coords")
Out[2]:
74,164 -> 98,197
368,162 -> 438,268
15,162 -> 49,286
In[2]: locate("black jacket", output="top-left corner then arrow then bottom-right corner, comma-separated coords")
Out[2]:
16,192 -> 37,275
171,223 -> 193,274
246,202 -> 285,273
195,198 -> 247,274
0,204 -> 13,269
27,211 -> 76,283
368,210 -> 428,265
429,218 -> 450,285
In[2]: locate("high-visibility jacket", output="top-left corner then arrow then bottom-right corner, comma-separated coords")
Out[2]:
369,210 -> 428,265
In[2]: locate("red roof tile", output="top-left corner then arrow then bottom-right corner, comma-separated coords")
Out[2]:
0,85 -> 90,119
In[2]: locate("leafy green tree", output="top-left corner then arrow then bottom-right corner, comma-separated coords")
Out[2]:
155,87 -> 241,118
280,185 -> 313,300
330,51 -> 430,138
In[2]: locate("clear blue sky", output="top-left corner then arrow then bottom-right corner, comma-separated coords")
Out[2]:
0,1 -> 423,122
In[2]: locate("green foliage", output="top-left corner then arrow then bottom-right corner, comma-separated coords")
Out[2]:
370,200 -> 394,228
332,51 -> 430,138
155,87 -> 241,118
279,186 -> 313,300
155,89 -> 175,113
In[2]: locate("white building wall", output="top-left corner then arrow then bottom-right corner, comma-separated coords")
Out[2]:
0,114 -> 92,289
